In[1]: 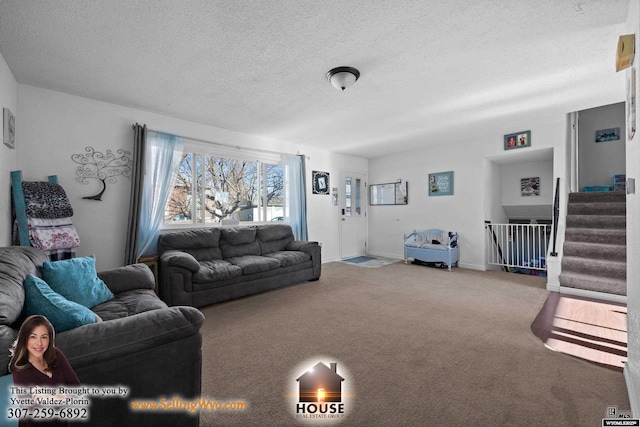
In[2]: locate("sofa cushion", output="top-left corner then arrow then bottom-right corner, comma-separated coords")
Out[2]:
221,226 -> 257,245
0,325 -> 18,376
158,228 -> 223,260
92,289 -> 168,321
257,224 -> 294,254
42,256 -> 114,308
226,255 -> 281,275
264,250 -> 311,267
193,260 -> 242,283
0,247 -> 49,326
22,274 -> 97,332
221,227 -> 261,259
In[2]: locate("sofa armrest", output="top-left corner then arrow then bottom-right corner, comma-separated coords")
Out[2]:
286,241 -> 321,278
98,263 -> 155,294
286,240 -> 319,255
56,306 -> 204,370
160,250 -> 201,272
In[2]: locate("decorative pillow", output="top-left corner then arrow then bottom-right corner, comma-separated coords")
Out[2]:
0,373 -> 15,425
22,275 -> 96,333
42,257 -> 114,308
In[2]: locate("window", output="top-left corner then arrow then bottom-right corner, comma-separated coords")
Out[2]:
164,144 -> 284,225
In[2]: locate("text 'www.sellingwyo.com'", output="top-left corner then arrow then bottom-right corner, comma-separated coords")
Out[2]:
130,396 -> 248,414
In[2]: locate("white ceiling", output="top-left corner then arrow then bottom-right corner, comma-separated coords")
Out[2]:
0,0 -> 631,159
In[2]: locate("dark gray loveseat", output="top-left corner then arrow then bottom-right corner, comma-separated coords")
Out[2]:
0,246 -> 203,427
158,224 -> 321,308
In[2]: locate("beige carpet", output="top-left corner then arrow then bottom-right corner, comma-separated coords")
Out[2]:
198,262 -> 630,426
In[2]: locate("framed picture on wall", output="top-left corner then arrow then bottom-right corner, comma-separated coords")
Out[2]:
312,171 -> 330,195
628,67 -> 636,141
504,130 -> 531,150
595,127 -> 621,142
428,171 -> 453,196
3,108 -> 15,149
521,177 -> 540,196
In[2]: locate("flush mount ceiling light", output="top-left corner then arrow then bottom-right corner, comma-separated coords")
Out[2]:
326,66 -> 360,91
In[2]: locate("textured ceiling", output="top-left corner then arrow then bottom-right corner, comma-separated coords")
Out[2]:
0,0 -> 631,158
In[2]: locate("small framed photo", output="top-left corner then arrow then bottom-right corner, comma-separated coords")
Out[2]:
628,67 -> 636,141
504,130 -> 531,150
428,171 -> 454,196
595,127 -> 620,142
521,177 -> 540,196
312,171 -> 330,195
3,108 -> 15,149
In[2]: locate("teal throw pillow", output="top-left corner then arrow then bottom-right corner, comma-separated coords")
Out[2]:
0,373 -> 17,426
42,256 -> 114,308
22,275 -> 97,333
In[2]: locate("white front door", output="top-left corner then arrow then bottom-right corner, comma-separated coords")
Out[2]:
340,171 -> 367,259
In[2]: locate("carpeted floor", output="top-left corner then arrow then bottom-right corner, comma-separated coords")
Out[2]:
198,262 -> 630,426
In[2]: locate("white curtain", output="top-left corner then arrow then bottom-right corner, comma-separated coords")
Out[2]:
136,131 -> 184,258
283,154 -> 308,240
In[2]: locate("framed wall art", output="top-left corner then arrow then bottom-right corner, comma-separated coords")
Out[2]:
628,67 -> 636,141
521,177 -> 540,196
428,171 -> 453,196
595,127 -> 621,142
504,130 -> 531,150
3,108 -> 15,149
312,171 -> 330,195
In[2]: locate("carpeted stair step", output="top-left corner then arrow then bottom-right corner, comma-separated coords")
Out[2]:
564,227 -> 626,245
565,214 -> 626,229
560,191 -> 627,296
568,192 -> 626,204
561,256 -> 626,281
559,271 -> 626,296
563,241 -> 626,261
567,202 -> 626,216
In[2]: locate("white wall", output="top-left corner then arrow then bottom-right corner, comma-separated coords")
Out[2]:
0,51 -> 18,246
483,159 -> 508,225
579,102 -> 626,189
624,0 -> 640,414
501,160 -> 553,208
368,119 -> 567,270
14,85 -> 365,270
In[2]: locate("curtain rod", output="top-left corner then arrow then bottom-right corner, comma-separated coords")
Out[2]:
133,124 -> 309,159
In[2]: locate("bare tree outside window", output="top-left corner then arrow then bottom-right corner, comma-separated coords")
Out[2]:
165,152 -> 284,224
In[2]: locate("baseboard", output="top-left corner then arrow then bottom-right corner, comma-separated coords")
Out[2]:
624,362 -> 639,416
558,286 -> 627,304
546,283 -> 560,292
460,263 -> 486,271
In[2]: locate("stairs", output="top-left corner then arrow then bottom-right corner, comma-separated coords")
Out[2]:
559,192 -> 626,295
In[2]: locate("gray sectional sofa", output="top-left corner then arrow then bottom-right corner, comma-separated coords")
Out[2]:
158,224 -> 321,307
0,246 -> 203,427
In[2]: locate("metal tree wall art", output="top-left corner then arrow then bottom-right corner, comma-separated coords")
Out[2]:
71,146 -> 132,200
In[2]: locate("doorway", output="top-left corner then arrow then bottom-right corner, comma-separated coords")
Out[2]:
575,102 -> 626,192
339,171 -> 367,259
